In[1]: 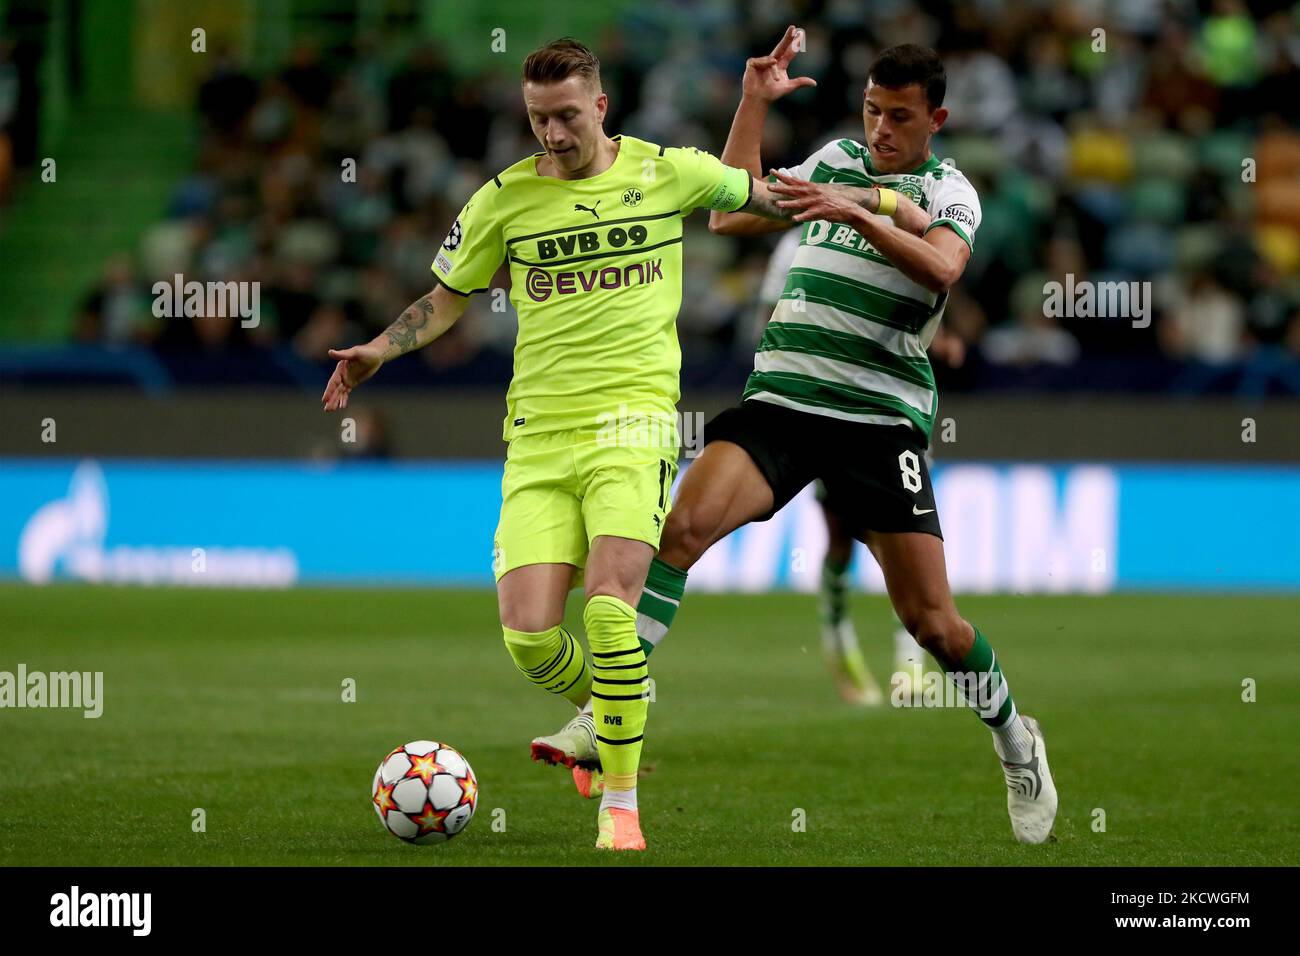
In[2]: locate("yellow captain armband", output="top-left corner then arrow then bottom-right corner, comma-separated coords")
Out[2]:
875,187 -> 898,218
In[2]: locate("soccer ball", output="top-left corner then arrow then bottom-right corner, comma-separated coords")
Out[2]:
371,740 -> 478,844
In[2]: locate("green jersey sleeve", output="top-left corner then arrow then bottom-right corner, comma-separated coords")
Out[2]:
667,146 -> 752,214
431,180 -> 504,295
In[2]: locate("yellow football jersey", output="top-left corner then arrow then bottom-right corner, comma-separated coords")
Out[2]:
432,135 -> 752,440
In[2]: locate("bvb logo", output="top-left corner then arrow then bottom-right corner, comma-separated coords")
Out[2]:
622,187 -> 643,207
444,219 -> 463,251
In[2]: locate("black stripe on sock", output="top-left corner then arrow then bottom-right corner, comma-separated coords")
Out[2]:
551,659 -> 588,696
593,676 -> 647,685
591,649 -> 642,659
592,661 -> 647,671
524,639 -> 569,678
530,637 -> 575,683
596,734 -> 644,745
591,690 -> 648,701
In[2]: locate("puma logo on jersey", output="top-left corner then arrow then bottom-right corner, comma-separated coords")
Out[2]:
574,200 -> 601,220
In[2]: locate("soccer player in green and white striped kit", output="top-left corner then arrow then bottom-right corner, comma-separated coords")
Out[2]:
704,35 -> 1055,842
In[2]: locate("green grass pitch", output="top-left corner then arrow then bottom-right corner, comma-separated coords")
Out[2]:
1,584 -> 1296,866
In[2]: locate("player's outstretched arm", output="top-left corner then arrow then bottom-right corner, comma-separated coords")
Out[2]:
709,24 -> 815,237
320,283 -> 469,412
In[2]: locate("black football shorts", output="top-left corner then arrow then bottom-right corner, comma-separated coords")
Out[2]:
702,398 -> 942,539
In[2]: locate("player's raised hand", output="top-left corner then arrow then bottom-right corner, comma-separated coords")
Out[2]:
743,25 -> 817,102
321,343 -> 384,412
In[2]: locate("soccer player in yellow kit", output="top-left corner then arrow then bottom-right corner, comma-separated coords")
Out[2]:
320,36 -> 889,850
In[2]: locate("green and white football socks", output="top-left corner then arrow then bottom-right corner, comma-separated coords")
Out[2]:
940,625 -> 1056,840
635,557 -> 687,657
941,625 -> 1033,762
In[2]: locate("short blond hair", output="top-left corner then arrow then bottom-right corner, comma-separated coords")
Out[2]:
522,38 -> 601,90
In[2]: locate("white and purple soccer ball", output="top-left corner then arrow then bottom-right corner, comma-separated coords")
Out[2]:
371,740 -> 478,844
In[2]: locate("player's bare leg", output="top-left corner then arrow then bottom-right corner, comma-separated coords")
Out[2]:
656,440 -> 775,571
863,531 -> 1058,843
498,562 -> 574,633
628,439 -> 773,674
819,501 -> 882,706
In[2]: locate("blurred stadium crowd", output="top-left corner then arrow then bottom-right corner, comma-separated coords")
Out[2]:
61,0 -> 1300,394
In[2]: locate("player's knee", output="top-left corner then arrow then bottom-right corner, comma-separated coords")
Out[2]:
581,574 -> 637,606
497,599 -> 560,635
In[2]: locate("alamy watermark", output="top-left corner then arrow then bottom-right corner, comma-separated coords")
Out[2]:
890,668 -> 1000,712
595,403 -> 705,458
49,886 -> 150,935
152,273 -> 260,328
1043,274 -> 1151,329
0,664 -> 103,718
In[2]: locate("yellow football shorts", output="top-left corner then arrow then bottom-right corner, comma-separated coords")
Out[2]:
493,420 -> 679,584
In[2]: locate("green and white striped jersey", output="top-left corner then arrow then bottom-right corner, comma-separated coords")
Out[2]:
744,138 -> 980,442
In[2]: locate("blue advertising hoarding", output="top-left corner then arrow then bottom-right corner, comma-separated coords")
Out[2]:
1,458 -> 1296,592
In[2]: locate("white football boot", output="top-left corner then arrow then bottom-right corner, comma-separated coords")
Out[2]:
530,711 -> 600,769
530,711 -> 605,799
1001,715 -> 1058,844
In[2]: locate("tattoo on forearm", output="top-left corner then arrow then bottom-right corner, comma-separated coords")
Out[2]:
746,188 -> 792,221
383,295 -> 435,356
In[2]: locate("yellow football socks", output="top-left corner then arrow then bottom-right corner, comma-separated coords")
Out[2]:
583,594 -> 648,792
502,624 -> 592,708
